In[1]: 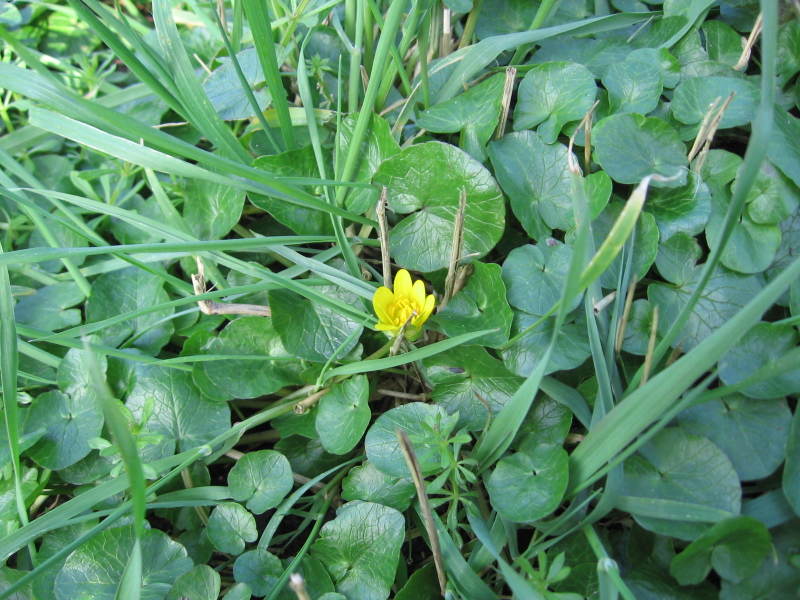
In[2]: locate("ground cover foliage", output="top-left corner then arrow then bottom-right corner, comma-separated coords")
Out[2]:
0,0 -> 799,598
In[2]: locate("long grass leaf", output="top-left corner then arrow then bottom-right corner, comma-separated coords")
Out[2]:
242,0 -> 295,148
0,242 -> 28,531
151,0 -> 250,161
322,329 -> 496,380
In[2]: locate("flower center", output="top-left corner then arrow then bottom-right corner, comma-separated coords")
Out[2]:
389,297 -> 418,326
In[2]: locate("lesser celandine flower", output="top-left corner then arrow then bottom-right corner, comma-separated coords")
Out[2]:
373,269 -> 435,338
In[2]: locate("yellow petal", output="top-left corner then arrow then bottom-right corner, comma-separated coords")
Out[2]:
412,279 -> 426,310
394,269 -> 412,299
372,286 -> 394,323
413,294 -> 436,328
376,322 -> 400,332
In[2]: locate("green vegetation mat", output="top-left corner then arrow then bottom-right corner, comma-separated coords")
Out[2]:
1,0 -> 799,598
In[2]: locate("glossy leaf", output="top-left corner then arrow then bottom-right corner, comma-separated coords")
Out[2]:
316,375 -> 371,455
311,501 -> 404,600
374,142 -> 505,272
227,450 -> 294,514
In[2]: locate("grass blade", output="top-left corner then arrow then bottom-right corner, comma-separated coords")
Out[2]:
242,0 -> 295,148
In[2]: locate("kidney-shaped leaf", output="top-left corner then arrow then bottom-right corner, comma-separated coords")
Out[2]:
678,394 -> 791,481
592,113 -> 687,186
207,502 -> 257,556
316,375 -> 371,455
669,516 -> 771,585
432,262 -> 513,348
374,141 -> 505,272
54,526 -> 192,600
311,501 -> 405,600
513,61 -> 597,143
489,132 -> 575,236
270,286 -> 363,363
27,390 -> 103,471
616,427 -> 741,535
486,442 -> 569,523
227,450 -> 294,514
126,364 -> 231,457
365,402 -> 448,478
194,317 -> 302,400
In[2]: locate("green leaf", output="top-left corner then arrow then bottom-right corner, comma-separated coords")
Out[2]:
227,450 -> 293,514
513,61 -> 597,143
233,549 -> 282,596
207,502 -> 257,555
590,201 -> 659,289
671,77 -> 759,130
221,583 -> 252,600
698,149 -> 742,188
202,48 -> 271,120
489,131 -> 575,235
768,110 -> 800,187
311,501 -> 405,600
423,346 -> 523,431
275,436 -> 341,478
485,442 -> 569,523
340,462 -> 415,512
109,195 -> 164,246
394,563 -> 440,600
373,141 -> 505,272
718,322 -> 800,398
165,565 -> 221,600
647,266 -> 762,351
647,171 -> 712,239
783,405 -> 800,516
475,0 -> 538,38
777,19 -> 800,85
26,218 -> 88,273
592,113 -> 688,186
720,524 -> 800,599
706,186 -> 781,274
183,179 -> 245,240
250,147 -> 333,235
602,57 -> 663,115
269,287 -> 363,363
14,282 -> 83,331
279,556 -> 336,600
85,267 -> 174,354
417,73 -> 505,160
194,317 -> 302,401
516,396 -> 573,447
364,402 -> 448,478
125,364 -> 231,456
0,467 -> 37,523
677,394 -> 791,481
502,241 -> 579,317
669,517 -> 771,585
27,389 -> 103,471
442,13 -> 651,102
432,262 -> 512,348
742,162 -> 799,226
316,375 -> 371,455
702,21 -> 745,67
54,526 -> 192,600
0,406 -> 44,472
620,299 -> 657,356
335,113 -> 400,214
655,232 -> 702,285
502,315 -> 590,377
616,427 -> 741,539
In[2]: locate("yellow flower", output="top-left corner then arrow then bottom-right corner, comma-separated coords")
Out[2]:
373,269 -> 435,338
